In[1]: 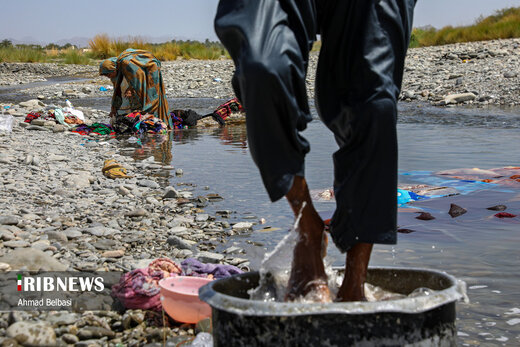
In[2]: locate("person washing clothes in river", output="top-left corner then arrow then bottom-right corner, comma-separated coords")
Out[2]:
215,0 -> 416,302
99,48 -> 172,130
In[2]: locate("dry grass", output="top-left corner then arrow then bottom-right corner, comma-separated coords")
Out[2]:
410,7 -> 520,47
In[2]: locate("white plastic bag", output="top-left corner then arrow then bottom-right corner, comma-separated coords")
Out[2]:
63,100 -> 85,121
0,114 -> 13,133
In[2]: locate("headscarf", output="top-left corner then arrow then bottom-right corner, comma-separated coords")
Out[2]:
99,57 -> 117,76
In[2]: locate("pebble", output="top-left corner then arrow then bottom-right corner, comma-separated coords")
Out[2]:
6,321 -> 56,346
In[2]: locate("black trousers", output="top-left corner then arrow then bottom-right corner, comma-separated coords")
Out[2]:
215,0 -> 415,252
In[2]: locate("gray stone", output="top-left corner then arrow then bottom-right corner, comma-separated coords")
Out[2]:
163,187 -> 180,199
60,334 -> 79,344
46,231 -> 68,243
167,236 -> 193,250
196,251 -> 224,264
0,230 -> 15,241
0,216 -> 19,226
138,179 -> 160,189
3,240 -> 30,248
19,99 -> 43,109
63,173 -> 91,189
6,321 -> 56,346
85,226 -> 119,237
46,312 -> 80,326
125,208 -> 147,217
175,169 -> 184,176
195,214 -> 209,222
26,125 -> 51,131
52,124 -> 66,133
0,248 -> 68,271
232,222 -> 254,231
504,72 -> 517,78
63,227 -> 83,239
444,92 -> 476,104
77,326 -> 115,340
92,239 -> 117,250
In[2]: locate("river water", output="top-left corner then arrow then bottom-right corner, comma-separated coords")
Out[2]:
5,88 -> 520,345
152,99 -> 519,346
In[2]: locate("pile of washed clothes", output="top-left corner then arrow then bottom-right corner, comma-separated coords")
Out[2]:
111,258 -> 243,311
24,104 -> 85,127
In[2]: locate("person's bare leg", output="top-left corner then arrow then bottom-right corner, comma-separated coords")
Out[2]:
285,176 -> 331,302
336,243 -> 373,301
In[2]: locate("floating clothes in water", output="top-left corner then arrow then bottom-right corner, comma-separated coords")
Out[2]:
114,112 -> 167,134
435,167 -> 520,186
102,159 -> 133,179
494,212 -> 517,218
181,258 -> 244,279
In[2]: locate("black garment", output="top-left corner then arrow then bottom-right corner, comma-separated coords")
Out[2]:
215,0 -> 415,252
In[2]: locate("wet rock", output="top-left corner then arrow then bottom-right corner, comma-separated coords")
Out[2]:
232,222 -> 253,231
415,212 -> 435,220
448,203 -> 467,218
487,204 -> 506,211
163,187 -> 180,199
494,212 -> 517,218
6,321 -> 56,346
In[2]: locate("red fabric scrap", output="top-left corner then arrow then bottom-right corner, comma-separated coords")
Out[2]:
494,212 -> 517,218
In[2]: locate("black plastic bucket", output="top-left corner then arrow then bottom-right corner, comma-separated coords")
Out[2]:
199,267 -> 466,346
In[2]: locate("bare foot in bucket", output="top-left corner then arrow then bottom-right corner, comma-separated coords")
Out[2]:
336,243 -> 373,302
285,177 -> 331,303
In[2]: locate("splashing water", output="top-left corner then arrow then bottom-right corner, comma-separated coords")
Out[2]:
248,203 -> 304,301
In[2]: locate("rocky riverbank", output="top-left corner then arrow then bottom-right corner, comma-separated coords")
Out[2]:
1,38 -> 519,107
0,99 -> 252,346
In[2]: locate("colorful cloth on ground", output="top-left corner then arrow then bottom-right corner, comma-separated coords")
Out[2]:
111,258 -> 242,311
435,167 -> 520,186
181,258 -> 244,279
101,49 -> 171,129
111,258 -> 182,311
24,112 -> 41,123
72,123 -> 114,135
213,98 -> 243,121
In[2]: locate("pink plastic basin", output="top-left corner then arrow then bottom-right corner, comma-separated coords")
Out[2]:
159,276 -> 213,324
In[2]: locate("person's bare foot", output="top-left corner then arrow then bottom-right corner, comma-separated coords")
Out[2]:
336,243 -> 373,302
285,176 -> 331,302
